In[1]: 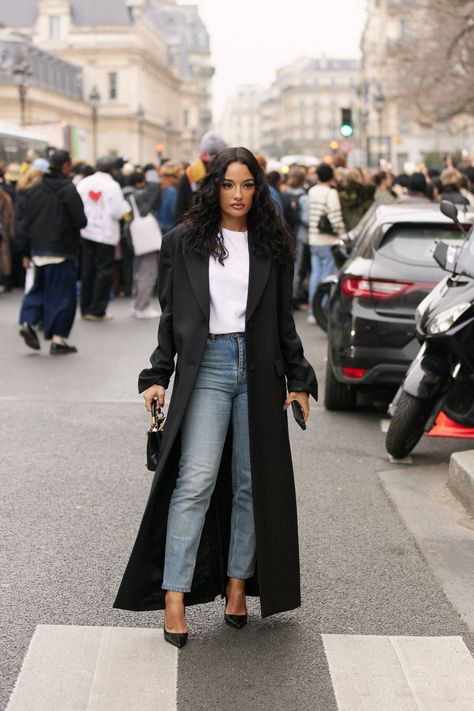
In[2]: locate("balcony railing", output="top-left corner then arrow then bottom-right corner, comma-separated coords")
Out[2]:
0,36 -> 83,101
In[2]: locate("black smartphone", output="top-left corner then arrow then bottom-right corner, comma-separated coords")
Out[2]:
291,401 -> 306,430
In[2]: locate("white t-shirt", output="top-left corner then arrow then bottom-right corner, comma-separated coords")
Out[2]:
209,228 -> 249,334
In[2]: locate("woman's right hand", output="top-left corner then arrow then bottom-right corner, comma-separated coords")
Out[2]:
143,384 -> 165,412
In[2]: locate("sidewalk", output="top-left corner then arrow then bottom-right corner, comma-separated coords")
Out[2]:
449,450 -> 474,516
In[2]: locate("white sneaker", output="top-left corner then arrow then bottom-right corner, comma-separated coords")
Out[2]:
307,314 -> 316,325
133,307 -> 160,319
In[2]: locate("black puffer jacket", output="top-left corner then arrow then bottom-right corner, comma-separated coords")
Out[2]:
16,170 -> 87,257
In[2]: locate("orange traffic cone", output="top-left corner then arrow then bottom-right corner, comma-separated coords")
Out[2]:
427,411 -> 474,438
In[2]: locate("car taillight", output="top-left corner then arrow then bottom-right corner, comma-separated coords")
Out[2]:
342,367 -> 367,379
341,276 -> 414,301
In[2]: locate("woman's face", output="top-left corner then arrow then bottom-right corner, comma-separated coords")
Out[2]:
219,161 -> 256,221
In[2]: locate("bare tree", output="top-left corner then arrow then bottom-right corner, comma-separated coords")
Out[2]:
394,0 -> 474,124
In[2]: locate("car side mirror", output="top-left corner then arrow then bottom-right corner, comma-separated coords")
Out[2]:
440,200 -> 458,222
440,199 -> 469,236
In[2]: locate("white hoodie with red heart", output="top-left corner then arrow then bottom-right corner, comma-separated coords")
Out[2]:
77,171 -> 130,246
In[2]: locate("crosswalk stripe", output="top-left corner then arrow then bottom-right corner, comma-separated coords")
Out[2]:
6,625 -> 177,711
322,634 -> 474,711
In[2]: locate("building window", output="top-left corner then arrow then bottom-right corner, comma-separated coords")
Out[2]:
49,15 -> 60,40
108,72 -> 118,100
183,109 -> 189,128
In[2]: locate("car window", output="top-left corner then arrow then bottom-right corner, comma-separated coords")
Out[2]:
353,212 -> 378,256
378,224 -> 466,266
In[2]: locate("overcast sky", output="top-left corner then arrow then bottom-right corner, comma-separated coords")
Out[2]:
179,0 -> 368,121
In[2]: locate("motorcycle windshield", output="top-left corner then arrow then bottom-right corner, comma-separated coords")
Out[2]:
455,232 -> 474,278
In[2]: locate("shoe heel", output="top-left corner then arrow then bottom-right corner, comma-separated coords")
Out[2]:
224,595 -> 248,629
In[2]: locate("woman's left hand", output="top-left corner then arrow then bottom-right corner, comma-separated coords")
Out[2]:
284,391 -> 310,422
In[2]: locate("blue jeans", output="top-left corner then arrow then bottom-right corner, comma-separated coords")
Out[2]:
308,245 -> 335,316
162,333 -> 256,593
19,259 -> 77,339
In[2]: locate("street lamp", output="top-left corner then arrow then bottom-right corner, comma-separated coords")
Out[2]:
136,104 -> 145,164
164,118 -> 172,159
12,56 -> 32,127
89,85 -> 101,163
373,85 -> 385,165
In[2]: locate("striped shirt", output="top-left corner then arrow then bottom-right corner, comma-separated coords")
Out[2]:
308,184 -> 346,246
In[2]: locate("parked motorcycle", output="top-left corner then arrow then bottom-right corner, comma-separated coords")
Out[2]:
386,200 -> 474,459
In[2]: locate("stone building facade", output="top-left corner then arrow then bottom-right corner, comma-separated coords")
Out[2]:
218,85 -> 262,153
220,57 -> 359,160
250,56 -> 359,159
0,0 -> 213,163
268,57 -> 359,159
360,0 -> 474,170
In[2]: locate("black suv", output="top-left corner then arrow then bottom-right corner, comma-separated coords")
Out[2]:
325,203 -> 472,410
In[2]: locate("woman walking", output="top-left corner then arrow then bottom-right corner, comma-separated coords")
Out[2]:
114,147 -> 318,648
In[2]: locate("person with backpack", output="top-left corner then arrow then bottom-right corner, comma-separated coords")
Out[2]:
16,150 -> 87,354
281,167 -> 309,306
307,163 -> 346,324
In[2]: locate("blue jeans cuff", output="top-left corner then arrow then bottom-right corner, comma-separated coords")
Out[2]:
227,571 -> 255,580
162,583 -> 191,593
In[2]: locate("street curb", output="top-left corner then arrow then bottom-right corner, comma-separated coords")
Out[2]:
448,450 -> 474,517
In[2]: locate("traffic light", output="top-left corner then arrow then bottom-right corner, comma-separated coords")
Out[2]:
340,108 -> 353,138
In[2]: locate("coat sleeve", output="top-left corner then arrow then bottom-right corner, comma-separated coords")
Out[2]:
278,261 -> 318,401
138,230 -> 176,392
63,184 -> 88,231
13,190 -> 30,257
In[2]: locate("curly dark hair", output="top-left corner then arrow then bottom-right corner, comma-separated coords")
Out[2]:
183,147 -> 293,265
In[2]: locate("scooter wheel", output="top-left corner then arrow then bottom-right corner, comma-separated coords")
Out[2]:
386,392 -> 433,459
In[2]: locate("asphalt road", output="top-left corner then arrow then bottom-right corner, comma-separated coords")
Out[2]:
1,291 -> 474,710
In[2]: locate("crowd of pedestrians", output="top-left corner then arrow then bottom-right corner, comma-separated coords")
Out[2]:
266,157 -> 474,324
2,136 -> 474,353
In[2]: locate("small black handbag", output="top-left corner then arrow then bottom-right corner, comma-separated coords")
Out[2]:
317,190 -> 336,236
146,399 -> 166,472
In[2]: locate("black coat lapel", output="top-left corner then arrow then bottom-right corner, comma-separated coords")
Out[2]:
183,229 -> 271,325
246,229 -> 272,323
183,249 -> 210,322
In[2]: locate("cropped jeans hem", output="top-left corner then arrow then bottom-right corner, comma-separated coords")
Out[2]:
227,571 -> 255,580
161,583 -> 191,594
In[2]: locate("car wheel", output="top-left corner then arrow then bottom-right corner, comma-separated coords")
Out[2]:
324,349 -> 358,411
385,392 -> 432,458
312,283 -> 331,332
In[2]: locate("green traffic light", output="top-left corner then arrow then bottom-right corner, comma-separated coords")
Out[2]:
340,124 -> 353,138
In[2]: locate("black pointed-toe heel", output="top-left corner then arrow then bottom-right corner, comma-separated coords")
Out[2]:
164,628 -> 188,649
224,596 -> 248,629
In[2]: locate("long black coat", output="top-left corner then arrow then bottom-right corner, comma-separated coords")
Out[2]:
114,225 -> 318,618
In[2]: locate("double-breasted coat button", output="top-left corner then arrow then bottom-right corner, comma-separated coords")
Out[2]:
249,363 -> 256,371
